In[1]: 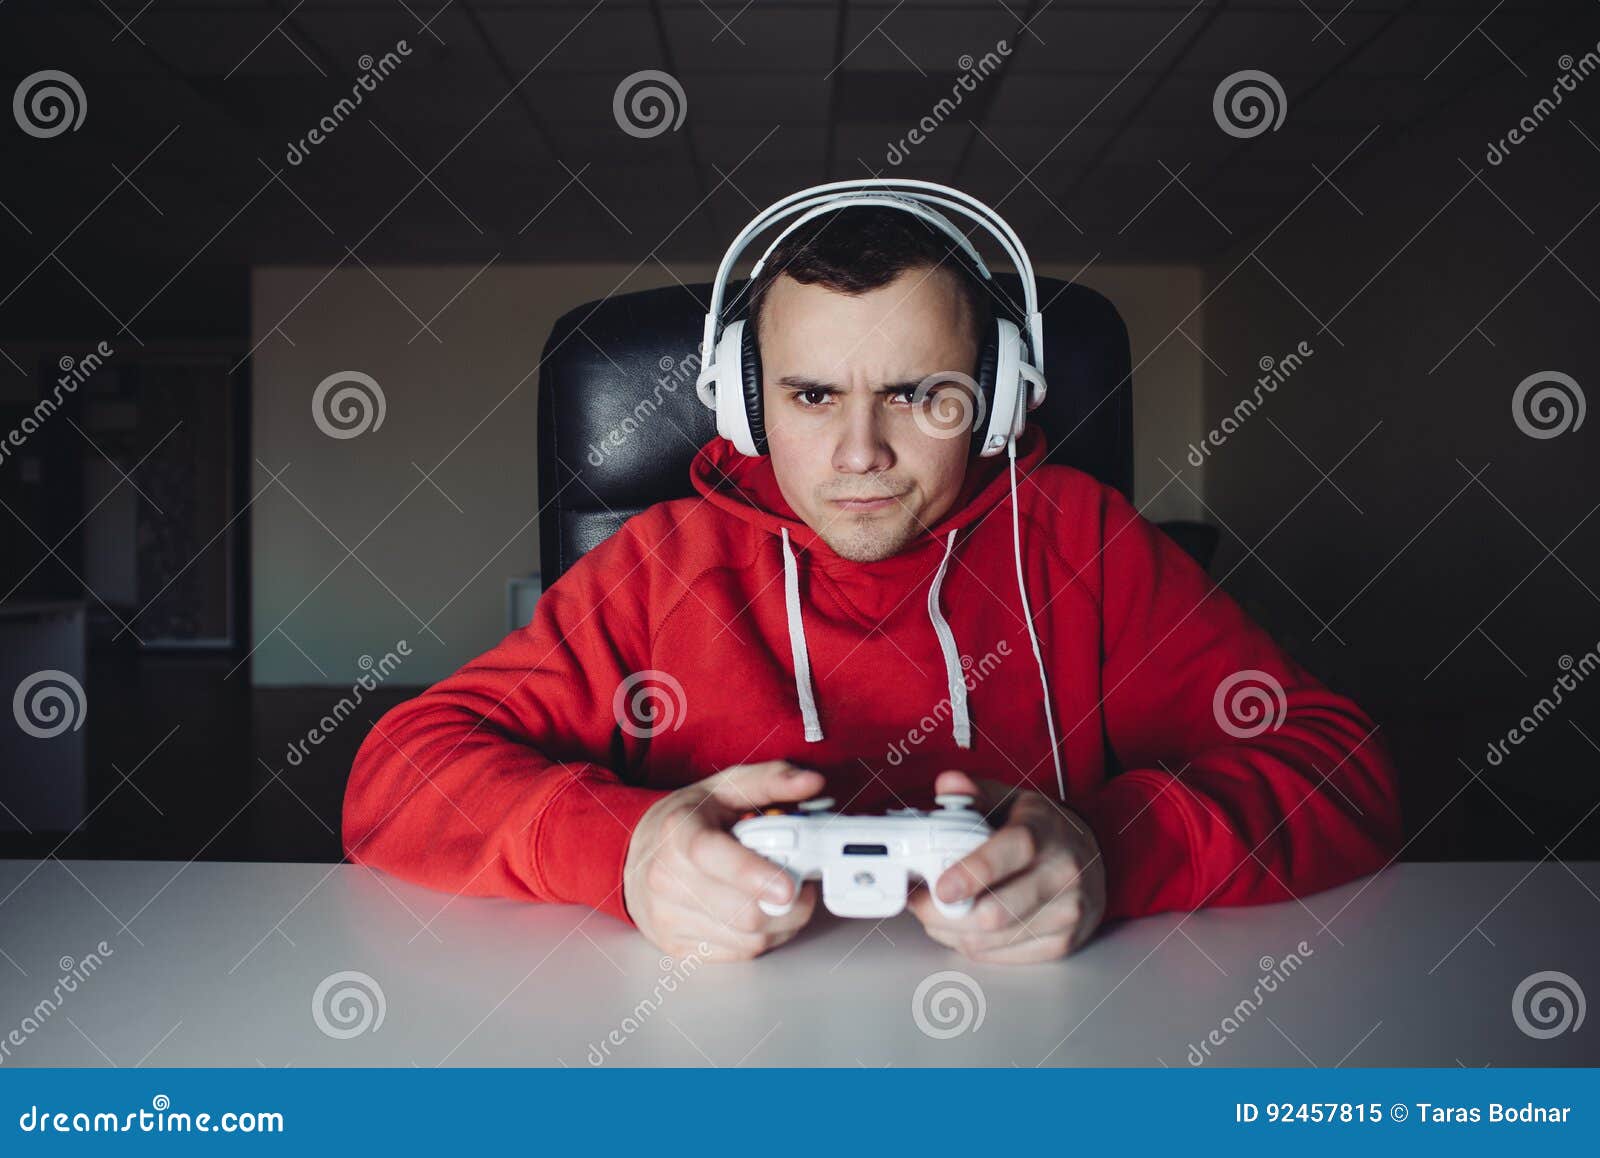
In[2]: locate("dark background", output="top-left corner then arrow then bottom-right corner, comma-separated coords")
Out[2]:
1,0 -> 1597,870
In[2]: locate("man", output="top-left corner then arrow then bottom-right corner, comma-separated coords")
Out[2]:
343,204 -> 1402,965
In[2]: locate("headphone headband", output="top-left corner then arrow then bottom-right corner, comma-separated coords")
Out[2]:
698,179 -> 1044,390
747,195 -> 992,289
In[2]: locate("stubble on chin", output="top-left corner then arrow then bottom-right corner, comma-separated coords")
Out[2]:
816,512 -> 920,562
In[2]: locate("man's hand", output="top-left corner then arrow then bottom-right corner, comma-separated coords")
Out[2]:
622,761 -> 825,962
907,770 -> 1106,963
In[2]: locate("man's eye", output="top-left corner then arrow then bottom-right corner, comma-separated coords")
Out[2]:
795,389 -> 831,407
892,386 -> 922,405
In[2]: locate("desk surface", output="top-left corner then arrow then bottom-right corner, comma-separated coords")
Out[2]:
0,859 -> 1595,1067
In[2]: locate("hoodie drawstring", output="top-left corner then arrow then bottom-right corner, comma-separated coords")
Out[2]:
780,526 -> 825,742
778,479 -> 1065,807
927,529 -> 972,749
778,525 -> 972,755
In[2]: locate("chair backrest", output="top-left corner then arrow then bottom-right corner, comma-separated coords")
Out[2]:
537,275 -> 1133,584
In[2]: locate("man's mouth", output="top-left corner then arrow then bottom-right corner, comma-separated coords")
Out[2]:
829,493 -> 905,512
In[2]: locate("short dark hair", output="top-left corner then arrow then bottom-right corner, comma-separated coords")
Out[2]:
745,206 -> 993,348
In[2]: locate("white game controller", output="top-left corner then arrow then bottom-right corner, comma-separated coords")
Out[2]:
733,794 -> 993,920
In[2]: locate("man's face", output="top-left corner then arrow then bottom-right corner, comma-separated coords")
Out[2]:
757,266 -> 981,563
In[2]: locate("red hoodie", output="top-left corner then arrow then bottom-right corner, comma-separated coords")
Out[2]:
343,423 -> 1402,927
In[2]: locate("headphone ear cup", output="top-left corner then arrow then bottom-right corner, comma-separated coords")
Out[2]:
976,317 -> 1026,457
713,320 -> 760,456
971,324 -> 1000,455
740,319 -> 768,455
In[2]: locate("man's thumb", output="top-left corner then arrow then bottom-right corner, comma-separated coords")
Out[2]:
709,761 -> 825,811
933,768 -> 983,801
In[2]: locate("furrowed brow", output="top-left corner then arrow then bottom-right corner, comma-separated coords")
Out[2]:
775,376 -> 933,393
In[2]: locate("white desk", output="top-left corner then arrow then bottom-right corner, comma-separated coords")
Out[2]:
0,859 -> 1595,1067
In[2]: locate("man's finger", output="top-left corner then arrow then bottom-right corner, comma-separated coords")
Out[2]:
656,859 -> 784,930
684,825 -> 801,905
961,868 -> 1051,932
917,893 -> 1084,958
656,906 -> 774,962
759,880 -> 818,935
912,899 -> 1074,963
933,771 -> 1026,821
913,866 -> 1048,933
936,822 -> 1037,902
659,884 -> 819,960
932,768 -> 984,804
961,931 -> 1075,965
707,761 -> 825,812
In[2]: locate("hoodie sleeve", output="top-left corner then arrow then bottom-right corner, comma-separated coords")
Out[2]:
1072,484 -> 1403,921
341,520 -> 670,926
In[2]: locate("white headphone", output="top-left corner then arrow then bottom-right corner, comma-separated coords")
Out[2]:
694,179 -> 1048,458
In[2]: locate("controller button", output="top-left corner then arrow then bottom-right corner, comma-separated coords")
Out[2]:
935,793 -> 976,811
797,796 -> 835,813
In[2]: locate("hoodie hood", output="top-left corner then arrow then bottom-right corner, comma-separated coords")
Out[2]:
688,424 -> 1059,789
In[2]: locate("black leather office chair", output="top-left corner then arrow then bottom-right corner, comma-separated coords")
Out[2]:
536,275 -> 1134,585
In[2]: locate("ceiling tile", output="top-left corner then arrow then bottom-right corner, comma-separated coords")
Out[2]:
542,116 -> 692,168
838,7 -> 1018,74
664,5 -> 838,72
679,72 -> 831,122
135,9 -> 323,76
1177,10 -> 1393,75
1340,7 -> 1524,76
692,123 -> 826,170
1005,8 -> 1202,74
1096,123 -> 1236,175
1289,73 -> 1432,125
294,6 -> 483,73
964,122 -> 1116,187
985,73 -> 1159,124
836,120 -> 973,168
476,7 -> 669,73
699,164 -> 851,217
520,72 -> 634,121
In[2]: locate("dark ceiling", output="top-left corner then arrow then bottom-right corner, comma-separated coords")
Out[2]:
0,0 -> 1592,281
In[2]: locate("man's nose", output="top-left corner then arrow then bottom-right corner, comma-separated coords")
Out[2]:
831,397 -> 895,474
